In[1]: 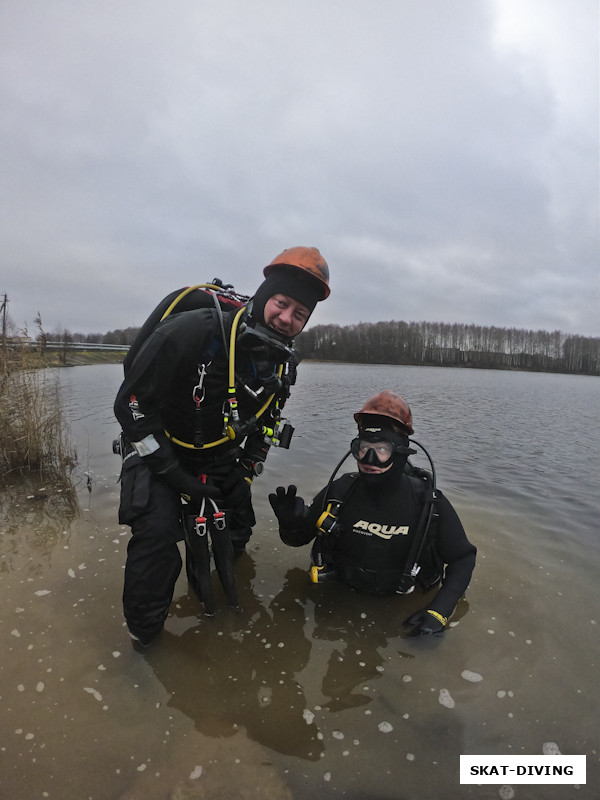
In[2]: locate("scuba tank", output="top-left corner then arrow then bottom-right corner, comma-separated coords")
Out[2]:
123,280 -> 249,374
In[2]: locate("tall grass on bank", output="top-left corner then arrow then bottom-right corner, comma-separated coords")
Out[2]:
0,353 -> 76,484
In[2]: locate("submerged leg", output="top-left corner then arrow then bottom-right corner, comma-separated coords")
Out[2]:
122,471 -> 183,645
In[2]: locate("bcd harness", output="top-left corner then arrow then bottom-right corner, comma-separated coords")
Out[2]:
311,441 -> 441,593
128,280 -> 298,453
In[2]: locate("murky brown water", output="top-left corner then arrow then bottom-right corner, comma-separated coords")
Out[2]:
1,363 -> 598,799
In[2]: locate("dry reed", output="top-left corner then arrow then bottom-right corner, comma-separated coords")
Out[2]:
0,351 -> 76,484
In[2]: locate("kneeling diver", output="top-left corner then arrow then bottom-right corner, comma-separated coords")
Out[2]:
269,391 -> 477,636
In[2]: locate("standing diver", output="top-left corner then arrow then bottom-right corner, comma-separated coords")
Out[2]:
268,390 -> 476,636
114,246 -> 331,646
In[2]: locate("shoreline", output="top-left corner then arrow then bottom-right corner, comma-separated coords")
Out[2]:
5,350 -> 598,377
4,349 -> 126,369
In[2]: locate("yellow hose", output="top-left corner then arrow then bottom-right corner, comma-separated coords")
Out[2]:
160,284 -> 223,322
165,305 -> 282,449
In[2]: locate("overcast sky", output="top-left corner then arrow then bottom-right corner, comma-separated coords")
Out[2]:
1,0 -> 598,338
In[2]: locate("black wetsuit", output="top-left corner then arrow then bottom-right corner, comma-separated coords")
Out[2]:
280,461 -> 476,620
114,305 -> 293,640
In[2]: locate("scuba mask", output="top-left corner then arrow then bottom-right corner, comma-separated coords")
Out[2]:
235,314 -> 298,399
236,318 -> 296,363
351,428 -> 416,469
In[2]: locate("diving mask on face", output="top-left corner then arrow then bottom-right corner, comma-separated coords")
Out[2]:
351,427 -> 416,468
351,438 -> 395,466
237,319 -> 296,362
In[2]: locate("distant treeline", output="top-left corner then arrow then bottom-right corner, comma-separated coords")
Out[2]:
71,327 -> 141,346
71,320 -> 599,376
295,321 -> 600,376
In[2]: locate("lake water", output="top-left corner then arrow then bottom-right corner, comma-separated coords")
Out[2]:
1,362 -> 598,800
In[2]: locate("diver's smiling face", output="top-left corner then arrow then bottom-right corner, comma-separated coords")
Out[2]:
263,294 -> 310,337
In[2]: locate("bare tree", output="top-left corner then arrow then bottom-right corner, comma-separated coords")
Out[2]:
296,321 -> 599,376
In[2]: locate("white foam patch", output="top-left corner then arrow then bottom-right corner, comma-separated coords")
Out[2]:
83,687 -> 103,702
190,765 -> 203,780
542,741 -> 561,755
378,721 -> 393,733
303,709 -> 315,725
498,786 -> 515,799
438,689 -> 455,708
461,670 -> 483,682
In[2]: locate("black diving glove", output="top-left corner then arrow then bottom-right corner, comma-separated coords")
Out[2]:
139,432 -> 217,507
403,609 -> 447,638
156,462 -> 218,509
268,485 -> 306,529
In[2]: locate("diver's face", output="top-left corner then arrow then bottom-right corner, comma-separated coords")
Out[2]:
263,294 -> 310,337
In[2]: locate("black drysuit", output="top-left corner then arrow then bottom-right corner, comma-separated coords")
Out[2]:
114,305 -> 293,641
279,463 -> 476,620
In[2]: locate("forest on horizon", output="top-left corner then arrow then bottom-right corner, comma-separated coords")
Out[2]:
295,320 -> 599,375
55,318 -> 600,376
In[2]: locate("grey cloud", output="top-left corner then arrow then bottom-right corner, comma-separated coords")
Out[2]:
1,0 -> 597,336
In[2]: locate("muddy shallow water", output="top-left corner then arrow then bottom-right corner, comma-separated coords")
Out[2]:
1,363 -> 598,799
